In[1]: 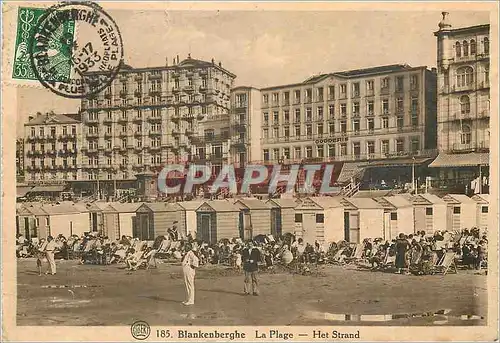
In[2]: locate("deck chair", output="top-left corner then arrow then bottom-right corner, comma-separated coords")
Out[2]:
346,244 -> 365,263
331,248 -> 346,265
155,239 -> 171,258
381,250 -> 396,270
433,251 -> 458,275
138,249 -> 158,270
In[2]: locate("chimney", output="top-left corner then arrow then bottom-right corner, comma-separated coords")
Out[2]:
211,58 -> 215,64
173,56 -> 176,65
218,61 -> 222,67
431,67 -> 437,73
28,116 -> 34,121
176,55 -> 180,64
188,53 -> 191,59
36,111 -> 42,117
165,57 -> 168,66
438,11 -> 452,30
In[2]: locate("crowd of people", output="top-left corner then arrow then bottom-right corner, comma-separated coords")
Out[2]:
16,226 -> 487,277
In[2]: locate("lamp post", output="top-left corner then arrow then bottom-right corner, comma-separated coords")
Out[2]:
412,157 -> 417,195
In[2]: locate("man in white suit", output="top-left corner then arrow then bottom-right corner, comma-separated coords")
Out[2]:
182,244 -> 199,305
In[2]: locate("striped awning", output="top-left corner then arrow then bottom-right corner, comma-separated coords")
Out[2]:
361,157 -> 433,168
429,152 -> 489,168
29,185 -> 65,192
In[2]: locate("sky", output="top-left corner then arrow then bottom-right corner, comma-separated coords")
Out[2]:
15,9 -> 490,137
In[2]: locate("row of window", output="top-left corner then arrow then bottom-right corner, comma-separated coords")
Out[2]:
262,75 -> 420,106
263,138 -> 420,160
28,158 -> 77,167
27,172 -> 78,182
263,115 -> 419,138
263,98 -> 419,123
28,142 -> 77,152
87,95 -> 216,111
29,125 -> 77,137
455,38 -> 489,58
85,155 -> 163,166
454,66 -> 489,87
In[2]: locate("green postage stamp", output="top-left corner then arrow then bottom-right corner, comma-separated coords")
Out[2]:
12,6 -> 75,81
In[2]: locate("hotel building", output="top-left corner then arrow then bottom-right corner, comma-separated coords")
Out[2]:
229,86 -> 263,167
259,65 -> 438,169
78,55 -> 235,196
23,112 -> 82,184
430,12 -> 490,192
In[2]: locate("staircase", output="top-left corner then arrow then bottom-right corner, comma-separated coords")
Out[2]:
340,182 -> 360,197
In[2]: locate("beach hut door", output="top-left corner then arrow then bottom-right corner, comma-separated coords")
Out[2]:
200,213 -> 212,243
303,213 -> 316,244
343,212 -> 350,241
349,214 -> 360,244
270,209 -> 281,237
24,217 -> 30,239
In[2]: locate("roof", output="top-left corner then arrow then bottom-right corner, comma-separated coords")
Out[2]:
29,185 -> 66,192
344,197 -> 384,209
353,190 -> 392,198
334,64 -> 413,78
266,198 -> 299,208
443,194 -> 476,204
434,24 -> 490,36
86,202 -> 113,211
382,195 -> 413,208
235,199 -> 273,210
72,203 -> 90,212
18,204 -> 47,216
41,203 -> 81,215
106,202 -> 144,213
25,113 -> 80,126
472,194 -> 490,203
418,193 -> 447,205
198,200 -> 240,212
310,196 -> 344,209
429,153 -> 489,168
140,202 -> 181,212
261,64 -> 424,90
17,186 -> 34,198
111,56 -> 237,78
177,200 -> 204,211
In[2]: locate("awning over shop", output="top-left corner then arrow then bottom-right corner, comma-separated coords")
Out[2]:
337,162 -> 365,183
428,152 -> 489,168
29,185 -> 66,193
17,186 -> 34,197
361,157 -> 433,169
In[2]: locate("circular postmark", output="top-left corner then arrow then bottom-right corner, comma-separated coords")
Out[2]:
28,1 -> 124,99
131,320 -> 151,340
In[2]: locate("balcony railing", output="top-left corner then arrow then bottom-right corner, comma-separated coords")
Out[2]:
190,134 -> 230,145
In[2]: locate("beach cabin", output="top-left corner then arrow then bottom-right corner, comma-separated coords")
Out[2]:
442,194 -> 478,231
471,194 -> 489,231
403,194 -> 447,233
195,200 -> 240,244
102,203 -> 143,241
84,202 -> 110,234
233,198 -> 273,238
294,197 -> 345,245
374,196 -> 415,240
340,198 -> 385,242
16,203 -> 48,239
40,203 -> 89,237
265,198 -> 299,238
135,203 -> 183,240
177,200 -> 204,238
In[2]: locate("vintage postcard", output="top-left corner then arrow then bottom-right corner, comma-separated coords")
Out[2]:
1,1 -> 498,341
